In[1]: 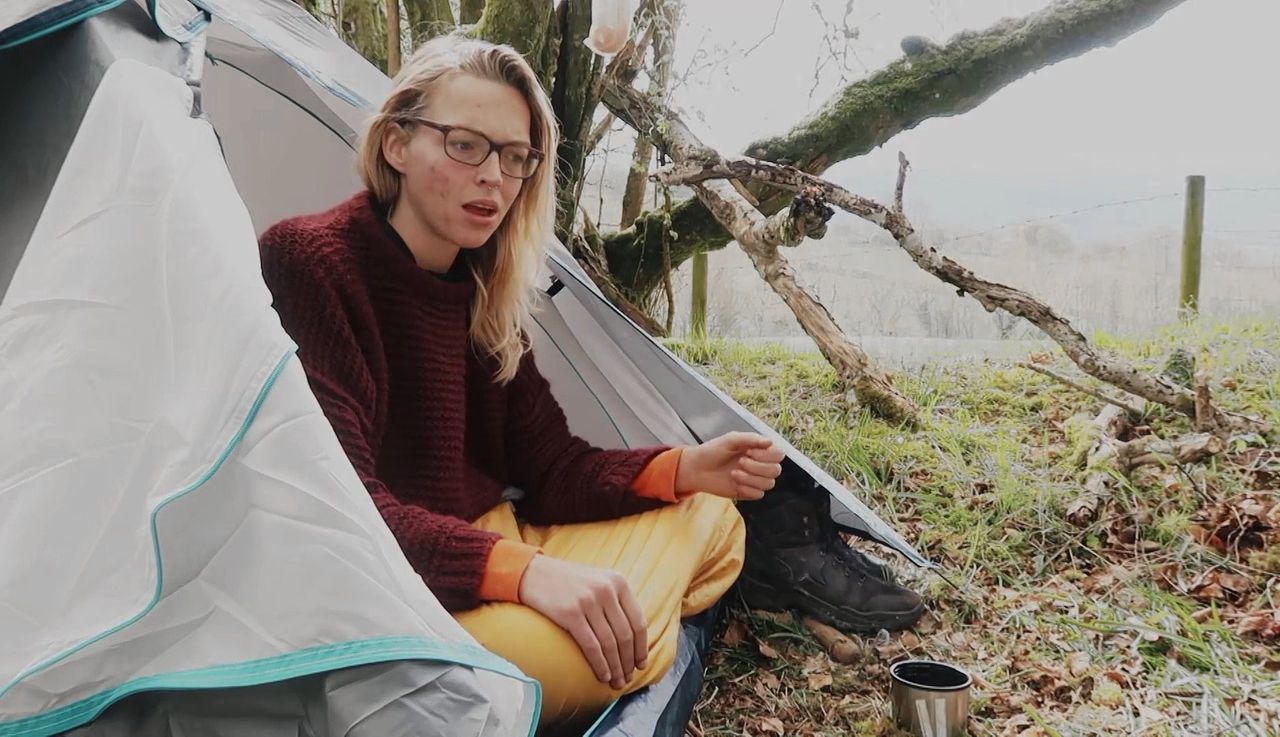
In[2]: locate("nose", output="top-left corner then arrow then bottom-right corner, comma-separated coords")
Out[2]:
475,150 -> 505,188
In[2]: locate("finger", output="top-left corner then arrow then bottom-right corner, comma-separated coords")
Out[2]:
600,589 -> 636,687
735,484 -> 766,501
732,468 -> 776,492
747,445 -> 786,463
722,431 -> 772,453
615,580 -> 649,672
567,615 -> 612,685
737,456 -> 782,479
585,603 -> 624,689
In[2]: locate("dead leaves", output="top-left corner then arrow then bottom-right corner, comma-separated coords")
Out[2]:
1232,609 -> 1280,643
1188,568 -> 1255,603
1189,491 -> 1279,556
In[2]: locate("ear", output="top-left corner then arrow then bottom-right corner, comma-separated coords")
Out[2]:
381,122 -> 411,175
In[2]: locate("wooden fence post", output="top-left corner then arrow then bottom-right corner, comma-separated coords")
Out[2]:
690,251 -> 708,340
1180,174 -> 1205,319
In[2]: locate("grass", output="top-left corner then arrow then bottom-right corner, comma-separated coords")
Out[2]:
668,318 -> 1280,737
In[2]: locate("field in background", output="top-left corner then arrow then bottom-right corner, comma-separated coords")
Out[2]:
663,218 -> 1280,363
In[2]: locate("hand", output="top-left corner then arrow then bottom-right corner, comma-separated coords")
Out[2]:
518,555 -> 647,690
676,431 -> 785,501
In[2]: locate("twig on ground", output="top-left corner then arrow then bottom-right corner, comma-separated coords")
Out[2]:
1017,362 -> 1144,417
802,616 -> 862,664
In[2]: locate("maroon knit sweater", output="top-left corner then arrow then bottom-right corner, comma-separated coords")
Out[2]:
259,191 -> 668,611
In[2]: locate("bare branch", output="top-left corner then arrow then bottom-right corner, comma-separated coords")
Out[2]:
603,80 -> 920,425
655,155 -> 1268,435
1016,362 -> 1143,417
603,0 -> 1193,300
894,151 -> 908,216
584,113 -> 617,155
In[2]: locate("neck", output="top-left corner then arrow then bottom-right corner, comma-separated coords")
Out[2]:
388,198 -> 459,274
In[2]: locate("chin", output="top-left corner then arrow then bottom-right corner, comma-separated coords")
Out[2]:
456,228 -> 500,250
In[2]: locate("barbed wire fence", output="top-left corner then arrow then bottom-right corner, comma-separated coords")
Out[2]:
669,185 -> 1280,362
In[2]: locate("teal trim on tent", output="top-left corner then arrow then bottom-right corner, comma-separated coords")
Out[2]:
0,0 -> 128,50
0,344 -> 543,736
0,347 -> 300,702
0,636 -> 542,737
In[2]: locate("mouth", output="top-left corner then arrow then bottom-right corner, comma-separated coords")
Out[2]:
462,201 -> 500,219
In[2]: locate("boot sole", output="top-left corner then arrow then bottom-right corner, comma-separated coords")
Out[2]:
737,573 -> 926,634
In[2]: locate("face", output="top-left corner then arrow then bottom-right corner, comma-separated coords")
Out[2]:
383,73 -> 533,251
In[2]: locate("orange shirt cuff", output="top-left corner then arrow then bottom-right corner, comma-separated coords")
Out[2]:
478,539 -> 542,603
630,447 -> 690,503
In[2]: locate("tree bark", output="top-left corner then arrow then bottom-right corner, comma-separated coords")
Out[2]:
340,0 -> 389,72
546,0 -> 607,239
460,0 -> 485,24
472,0 -> 556,78
602,0 -> 1190,301
386,0 -> 402,75
404,0 -> 454,43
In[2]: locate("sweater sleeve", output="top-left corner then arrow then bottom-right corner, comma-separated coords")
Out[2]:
503,344 -> 674,526
259,225 -> 501,612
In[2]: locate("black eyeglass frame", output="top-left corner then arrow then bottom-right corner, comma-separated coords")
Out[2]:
398,116 -> 544,180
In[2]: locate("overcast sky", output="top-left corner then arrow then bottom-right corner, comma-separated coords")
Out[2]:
629,0 -> 1280,238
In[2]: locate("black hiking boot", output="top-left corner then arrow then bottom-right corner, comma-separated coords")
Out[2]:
736,471 -> 925,634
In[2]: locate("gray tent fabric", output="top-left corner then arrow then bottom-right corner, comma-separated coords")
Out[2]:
0,13 -> 537,737
0,1 -> 934,735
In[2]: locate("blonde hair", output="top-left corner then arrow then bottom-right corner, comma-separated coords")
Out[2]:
359,35 -> 558,384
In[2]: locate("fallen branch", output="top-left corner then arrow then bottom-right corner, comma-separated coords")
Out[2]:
1117,432 -> 1224,470
1068,405 -> 1129,526
1016,362 -> 1144,417
602,81 -> 921,426
652,153 -> 1268,437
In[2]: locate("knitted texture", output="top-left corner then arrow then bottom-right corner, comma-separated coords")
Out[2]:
259,191 -> 668,611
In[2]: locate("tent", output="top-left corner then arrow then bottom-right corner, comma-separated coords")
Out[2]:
0,2 -> 934,735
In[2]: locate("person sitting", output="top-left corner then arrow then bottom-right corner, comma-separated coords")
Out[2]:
259,33 -> 923,734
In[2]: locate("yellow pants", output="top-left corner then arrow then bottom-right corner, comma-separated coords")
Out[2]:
455,493 -> 745,731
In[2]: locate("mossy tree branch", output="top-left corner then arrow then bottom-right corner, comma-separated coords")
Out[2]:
602,0 -> 1189,300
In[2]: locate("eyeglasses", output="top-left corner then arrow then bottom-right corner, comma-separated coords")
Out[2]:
398,117 -> 544,180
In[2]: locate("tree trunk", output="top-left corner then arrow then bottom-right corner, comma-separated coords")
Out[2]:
472,0 -> 556,79
602,0 -> 1190,302
460,0 -> 485,24
386,0 -> 402,75
550,0 -> 604,239
404,0 -> 454,43
340,0 -> 389,73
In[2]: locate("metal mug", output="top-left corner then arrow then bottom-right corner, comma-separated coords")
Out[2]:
889,660 -> 972,737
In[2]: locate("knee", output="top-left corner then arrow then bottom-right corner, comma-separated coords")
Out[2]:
684,493 -> 746,552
